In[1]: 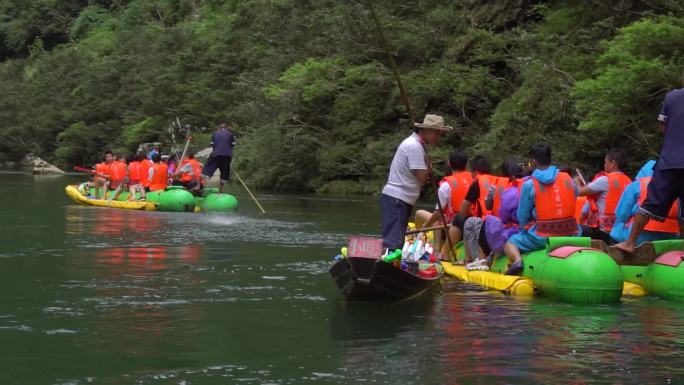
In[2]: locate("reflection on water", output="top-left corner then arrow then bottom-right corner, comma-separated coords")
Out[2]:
3,173 -> 684,384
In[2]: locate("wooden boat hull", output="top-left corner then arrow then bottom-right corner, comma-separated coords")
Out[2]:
329,256 -> 440,303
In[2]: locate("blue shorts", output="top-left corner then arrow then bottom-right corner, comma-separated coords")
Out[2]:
640,166 -> 684,222
380,194 -> 413,251
507,230 -> 547,253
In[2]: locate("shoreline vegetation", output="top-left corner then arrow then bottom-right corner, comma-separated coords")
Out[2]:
0,1 -> 683,194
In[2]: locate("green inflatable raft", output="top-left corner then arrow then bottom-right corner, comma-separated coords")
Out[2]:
621,240 -> 684,302
456,237 -> 624,304
70,184 -> 238,213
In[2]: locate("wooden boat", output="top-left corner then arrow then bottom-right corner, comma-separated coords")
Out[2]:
329,236 -> 442,303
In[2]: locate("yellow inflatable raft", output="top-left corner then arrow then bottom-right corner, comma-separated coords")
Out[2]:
65,185 -> 157,210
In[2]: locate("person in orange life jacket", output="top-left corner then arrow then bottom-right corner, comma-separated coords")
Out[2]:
172,152 -> 203,191
139,153 -> 153,191
575,148 -> 631,244
414,149 -> 471,252
127,153 -> 146,201
616,70 -> 684,254
148,153 -> 169,192
462,158 -> 529,268
434,154 -> 492,259
610,160 -> 680,244
106,154 -> 129,200
504,143 -> 580,275
100,151 -> 116,199
87,153 -> 111,199
380,114 -> 452,251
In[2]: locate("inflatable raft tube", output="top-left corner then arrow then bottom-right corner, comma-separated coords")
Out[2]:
444,237 -> 624,304
193,188 -> 239,213
639,240 -> 684,302
67,184 -> 196,212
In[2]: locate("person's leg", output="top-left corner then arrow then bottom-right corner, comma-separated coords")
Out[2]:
128,185 -> 136,200
463,217 -> 484,263
103,181 -> 110,199
139,184 -> 146,199
380,194 -> 403,251
218,156 -> 231,193
201,156 -> 219,188
440,215 -> 465,260
414,210 -> 431,229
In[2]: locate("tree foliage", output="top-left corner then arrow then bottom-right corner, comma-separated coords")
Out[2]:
0,0 -> 683,192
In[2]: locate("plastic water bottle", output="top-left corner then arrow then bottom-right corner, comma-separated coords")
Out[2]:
401,241 -> 410,260
412,239 -> 424,262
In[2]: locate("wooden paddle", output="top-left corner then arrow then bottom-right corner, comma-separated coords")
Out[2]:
406,224 -> 452,236
234,170 -> 266,214
74,166 -> 109,179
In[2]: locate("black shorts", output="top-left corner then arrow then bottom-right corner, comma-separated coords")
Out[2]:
451,214 -> 467,230
202,155 -> 231,182
640,167 -> 684,222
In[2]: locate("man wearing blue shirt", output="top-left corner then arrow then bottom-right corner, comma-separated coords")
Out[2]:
202,123 -> 236,193
616,71 -> 684,253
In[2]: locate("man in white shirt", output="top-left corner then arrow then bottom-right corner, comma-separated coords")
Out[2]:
381,114 -> 453,251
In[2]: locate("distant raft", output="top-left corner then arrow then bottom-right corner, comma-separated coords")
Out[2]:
64,184 -> 238,213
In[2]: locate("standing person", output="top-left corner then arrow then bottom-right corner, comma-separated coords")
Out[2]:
380,114 -> 452,252
503,143 -> 580,275
148,153 -> 168,192
201,123 -> 236,193
575,148 -> 632,243
616,71 -> 684,253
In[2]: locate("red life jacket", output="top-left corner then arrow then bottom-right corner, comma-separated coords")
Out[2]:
533,172 -> 577,237
440,170 -> 473,221
585,172 -> 606,228
638,177 -> 680,233
475,174 -> 504,218
599,172 -> 632,231
576,196 -> 588,224
179,158 -> 203,184
108,161 -> 127,183
149,163 -> 168,191
140,159 -> 152,187
128,161 -> 142,182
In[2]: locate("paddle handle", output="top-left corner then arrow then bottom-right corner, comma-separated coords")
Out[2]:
406,224 -> 452,236
74,166 -> 109,179
234,170 -> 266,214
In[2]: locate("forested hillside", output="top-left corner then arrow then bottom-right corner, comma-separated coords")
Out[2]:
1,0 -> 683,192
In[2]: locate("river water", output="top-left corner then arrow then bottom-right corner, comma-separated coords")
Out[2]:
1,172 -> 684,384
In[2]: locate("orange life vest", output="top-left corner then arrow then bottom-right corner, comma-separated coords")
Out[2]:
140,159 -> 152,187
95,162 -> 109,176
598,172 -> 632,231
575,196 -> 588,224
128,161 -> 142,182
179,158 -> 203,184
638,177 -> 680,233
476,174 -> 505,218
440,170 -> 473,221
149,163 -> 168,191
533,172 -> 577,237
108,161 -> 127,183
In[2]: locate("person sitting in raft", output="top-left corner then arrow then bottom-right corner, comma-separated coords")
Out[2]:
139,152 -> 153,192
103,151 -> 127,200
616,70 -> 684,254
87,154 -> 110,199
610,160 -> 680,244
575,148 -> 632,244
148,153 -> 169,192
440,154 -> 500,261
462,157 -> 528,269
415,149 -> 472,254
172,152 -> 203,192
503,143 -> 580,275
381,114 -> 452,252
127,153 -> 146,201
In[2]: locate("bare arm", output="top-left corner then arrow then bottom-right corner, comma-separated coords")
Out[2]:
578,186 -> 596,196
413,169 -> 430,185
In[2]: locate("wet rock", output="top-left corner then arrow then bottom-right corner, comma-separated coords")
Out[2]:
22,153 -> 65,175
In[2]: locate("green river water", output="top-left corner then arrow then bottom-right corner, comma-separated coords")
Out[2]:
1,172 -> 684,384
